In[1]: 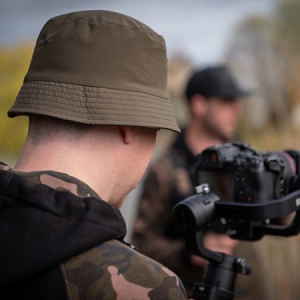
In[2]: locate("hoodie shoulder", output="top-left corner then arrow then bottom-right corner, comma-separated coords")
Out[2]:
61,239 -> 188,300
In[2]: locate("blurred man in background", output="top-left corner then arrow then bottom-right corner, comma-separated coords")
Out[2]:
132,66 -> 268,299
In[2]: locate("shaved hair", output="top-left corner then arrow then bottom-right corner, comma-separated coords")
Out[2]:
27,115 -> 90,146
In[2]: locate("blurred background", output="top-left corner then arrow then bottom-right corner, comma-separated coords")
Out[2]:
1,0 -> 300,298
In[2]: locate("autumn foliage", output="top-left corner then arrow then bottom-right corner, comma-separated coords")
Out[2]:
0,43 -> 34,158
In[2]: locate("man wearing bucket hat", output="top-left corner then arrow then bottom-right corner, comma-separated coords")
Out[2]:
0,10 -> 188,299
132,66 -> 269,299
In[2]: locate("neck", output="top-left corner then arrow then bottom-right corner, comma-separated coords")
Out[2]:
184,120 -> 225,156
14,128 -> 123,203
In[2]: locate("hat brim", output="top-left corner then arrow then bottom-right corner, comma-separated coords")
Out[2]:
8,81 -> 181,133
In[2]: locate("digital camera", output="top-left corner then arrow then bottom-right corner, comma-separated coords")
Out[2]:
194,142 -> 300,203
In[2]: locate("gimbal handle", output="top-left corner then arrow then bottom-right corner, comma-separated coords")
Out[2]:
185,232 -> 251,300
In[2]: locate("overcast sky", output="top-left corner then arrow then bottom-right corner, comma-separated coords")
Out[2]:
0,0 -> 278,66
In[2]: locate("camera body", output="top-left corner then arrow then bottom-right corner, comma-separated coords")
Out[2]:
195,142 -> 298,204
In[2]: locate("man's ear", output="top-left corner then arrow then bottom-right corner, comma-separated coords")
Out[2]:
119,126 -> 136,144
189,94 -> 207,117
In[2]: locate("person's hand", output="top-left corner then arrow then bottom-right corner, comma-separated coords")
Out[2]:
190,231 -> 239,267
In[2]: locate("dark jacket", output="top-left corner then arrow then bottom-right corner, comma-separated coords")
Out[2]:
132,132 -> 268,299
0,165 -> 187,299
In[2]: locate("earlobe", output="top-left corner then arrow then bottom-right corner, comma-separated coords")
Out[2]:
120,126 -> 136,144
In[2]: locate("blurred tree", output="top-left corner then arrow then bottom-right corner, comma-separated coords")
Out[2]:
0,43 -> 33,158
225,0 -> 300,150
167,53 -> 193,128
275,0 -> 300,49
274,0 -> 300,126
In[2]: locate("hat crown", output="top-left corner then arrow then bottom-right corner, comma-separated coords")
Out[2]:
25,10 -> 167,97
8,10 -> 180,133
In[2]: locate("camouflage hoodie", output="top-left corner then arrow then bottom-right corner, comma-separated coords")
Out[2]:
0,164 -> 188,300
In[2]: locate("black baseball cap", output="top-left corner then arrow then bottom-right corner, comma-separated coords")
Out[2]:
185,66 -> 249,101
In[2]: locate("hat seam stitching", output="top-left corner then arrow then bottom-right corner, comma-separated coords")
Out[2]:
12,102 -> 176,120
15,100 -> 175,116
22,81 -> 170,101
18,90 -> 172,109
10,107 -> 176,123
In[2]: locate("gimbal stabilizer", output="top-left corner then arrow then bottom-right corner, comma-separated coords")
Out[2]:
173,184 -> 300,299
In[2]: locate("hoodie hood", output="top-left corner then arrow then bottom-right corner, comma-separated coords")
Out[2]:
0,169 -> 126,288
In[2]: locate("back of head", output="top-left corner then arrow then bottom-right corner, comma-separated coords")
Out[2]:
185,65 -> 248,101
27,115 -> 90,146
8,10 -> 180,133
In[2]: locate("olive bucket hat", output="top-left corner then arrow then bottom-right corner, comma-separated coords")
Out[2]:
8,10 -> 180,132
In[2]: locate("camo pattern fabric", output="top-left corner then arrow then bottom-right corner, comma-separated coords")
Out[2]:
0,162 -> 188,300
62,239 -> 187,300
131,149 -> 199,288
131,142 -> 269,299
0,163 -> 100,198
